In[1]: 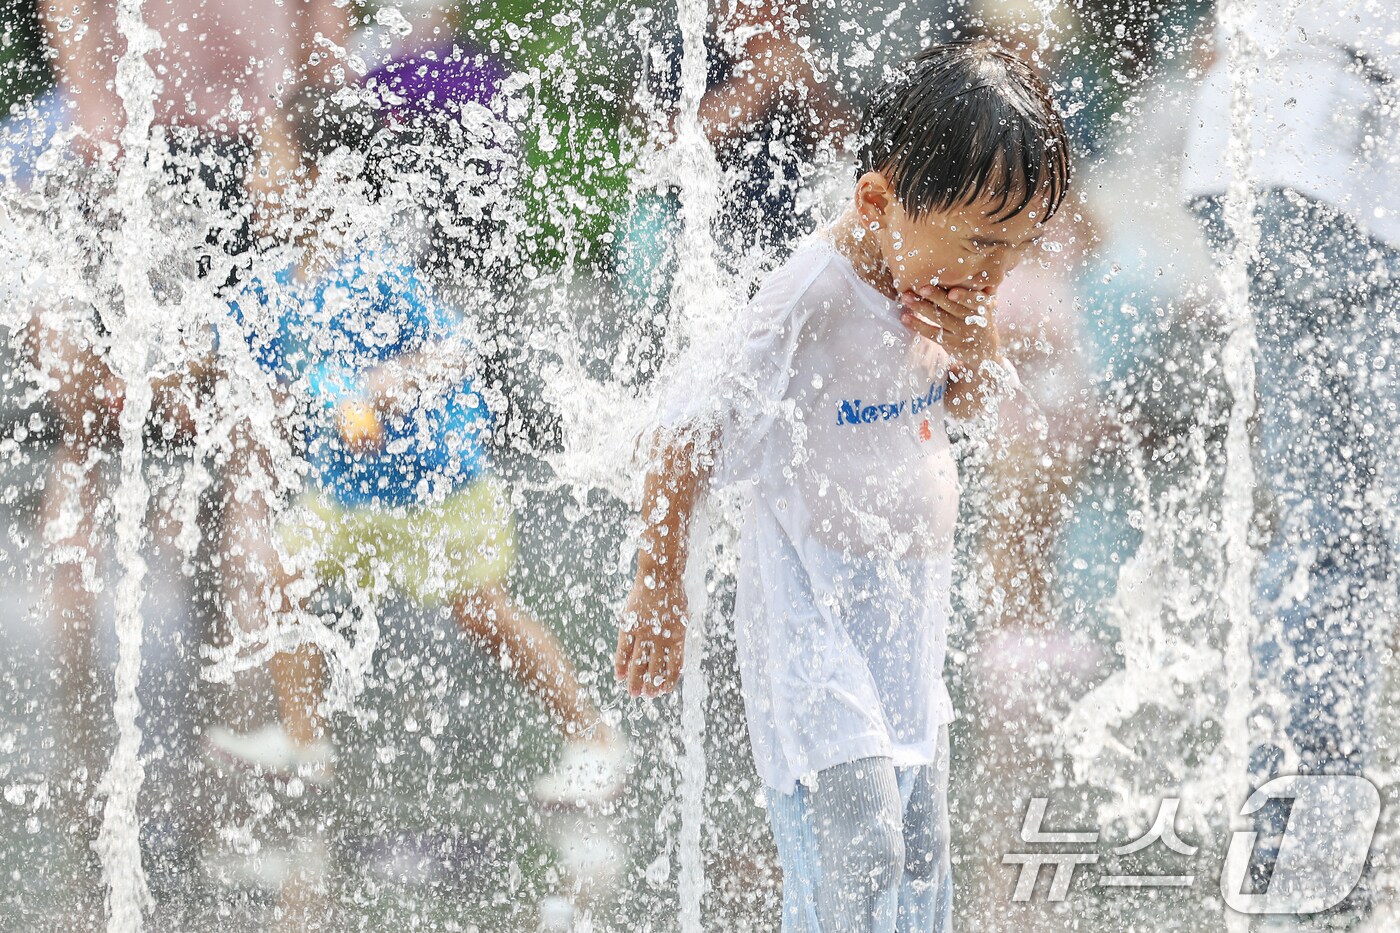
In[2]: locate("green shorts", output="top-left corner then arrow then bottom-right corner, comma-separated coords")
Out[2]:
280,477 -> 517,605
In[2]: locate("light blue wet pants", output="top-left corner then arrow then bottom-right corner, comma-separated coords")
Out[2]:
764,726 -> 953,933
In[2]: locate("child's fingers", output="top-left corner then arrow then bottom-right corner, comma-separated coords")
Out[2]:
626,641 -> 652,697
903,293 -> 985,348
900,312 -> 943,343
914,287 -> 974,320
913,285 -> 995,322
900,292 -> 957,331
900,297 -> 960,342
644,646 -> 668,698
944,286 -> 997,313
613,627 -> 633,682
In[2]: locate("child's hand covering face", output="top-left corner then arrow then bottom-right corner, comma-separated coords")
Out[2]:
898,284 -> 1001,368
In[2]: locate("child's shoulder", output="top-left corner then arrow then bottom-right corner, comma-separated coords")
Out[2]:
750,236 -> 865,323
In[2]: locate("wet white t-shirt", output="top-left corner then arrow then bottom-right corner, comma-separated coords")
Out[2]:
664,235 -> 960,793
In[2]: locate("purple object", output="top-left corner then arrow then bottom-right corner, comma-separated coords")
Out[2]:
363,41 -> 511,124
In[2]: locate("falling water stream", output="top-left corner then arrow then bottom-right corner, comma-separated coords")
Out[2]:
667,0 -> 725,928
95,0 -> 161,927
1214,0 -> 1261,927
1053,0 -> 1266,925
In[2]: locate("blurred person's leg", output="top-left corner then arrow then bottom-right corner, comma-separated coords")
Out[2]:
1194,189 -> 1398,910
216,418 -> 284,709
453,579 -> 631,808
973,428 -> 1094,734
896,727 -> 953,933
258,563 -> 334,780
268,642 -> 327,753
984,436 -> 1079,630
397,478 -> 625,805
452,582 -> 606,744
204,480 -> 335,782
28,305 -> 116,824
330,475 -> 605,742
262,533 -> 330,763
204,498 -> 334,933
222,511 -> 336,929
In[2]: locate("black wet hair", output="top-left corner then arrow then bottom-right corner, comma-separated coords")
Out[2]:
856,39 -> 1071,223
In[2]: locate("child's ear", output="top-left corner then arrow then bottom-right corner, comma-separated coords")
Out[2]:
855,171 -> 894,230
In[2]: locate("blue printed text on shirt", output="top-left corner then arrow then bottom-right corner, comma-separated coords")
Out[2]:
835,381 -> 946,426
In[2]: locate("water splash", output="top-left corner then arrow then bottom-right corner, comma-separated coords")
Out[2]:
1055,0 -> 1266,920
1214,0 -> 1261,926
94,0 -> 162,927
669,0 -> 726,927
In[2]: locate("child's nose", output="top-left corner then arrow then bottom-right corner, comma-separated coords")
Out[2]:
975,261 -> 1008,289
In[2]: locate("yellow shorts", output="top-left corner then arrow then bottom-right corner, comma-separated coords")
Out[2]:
280,478 -> 517,605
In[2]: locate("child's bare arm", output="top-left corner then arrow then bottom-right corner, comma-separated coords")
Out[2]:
614,434 -> 712,698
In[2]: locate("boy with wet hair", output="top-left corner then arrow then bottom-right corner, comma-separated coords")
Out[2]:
615,40 -> 1069,930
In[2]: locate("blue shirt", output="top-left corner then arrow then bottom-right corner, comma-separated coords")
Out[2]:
231,252 -> 493,508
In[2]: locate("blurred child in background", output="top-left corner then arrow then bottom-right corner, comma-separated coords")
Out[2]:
206,86 -> 626,810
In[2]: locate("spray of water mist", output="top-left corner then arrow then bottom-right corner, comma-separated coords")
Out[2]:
1054,0 -> 1264,924
9,0 -> 1390,929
